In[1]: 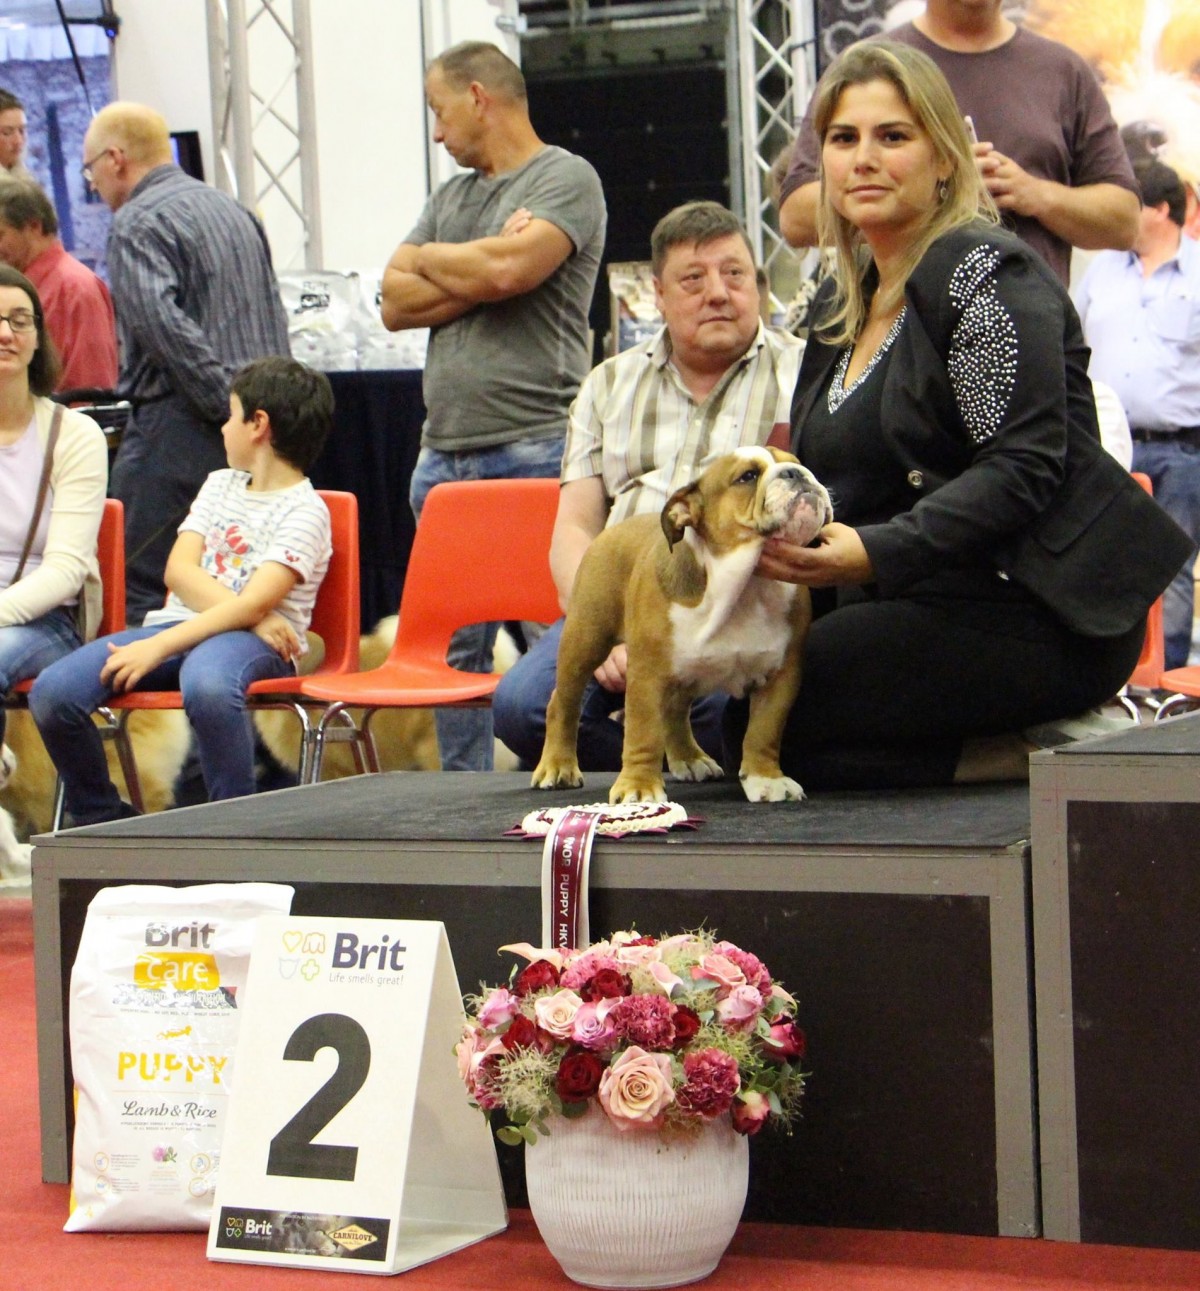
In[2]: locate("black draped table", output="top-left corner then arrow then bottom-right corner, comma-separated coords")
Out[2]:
309,368 -> 425,631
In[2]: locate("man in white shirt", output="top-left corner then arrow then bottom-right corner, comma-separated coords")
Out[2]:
493,201 -> 803,770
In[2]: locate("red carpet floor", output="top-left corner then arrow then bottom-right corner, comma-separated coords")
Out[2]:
6,895 -> 1200,1291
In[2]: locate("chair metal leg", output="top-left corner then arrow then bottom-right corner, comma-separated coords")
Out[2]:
1154,694 -> 1197,722
51,776 -> 66,832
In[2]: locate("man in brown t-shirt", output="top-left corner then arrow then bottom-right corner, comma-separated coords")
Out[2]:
778,0 -> 1139,285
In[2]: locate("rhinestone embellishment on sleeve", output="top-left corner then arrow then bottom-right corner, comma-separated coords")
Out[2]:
947,245 -> 1018,444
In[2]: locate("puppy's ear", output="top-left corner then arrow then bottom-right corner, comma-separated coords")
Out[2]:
662,482 -> 702,551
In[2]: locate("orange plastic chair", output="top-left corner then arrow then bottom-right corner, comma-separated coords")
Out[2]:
5,496 -> 126,706
1116,473 -> 1166,718
300,477 -> 562,780
97,490 -> 360,798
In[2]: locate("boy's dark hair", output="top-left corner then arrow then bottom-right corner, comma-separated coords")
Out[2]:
0,89 -> 23,115
0,262 -> 62,396
230,356 -> 334,473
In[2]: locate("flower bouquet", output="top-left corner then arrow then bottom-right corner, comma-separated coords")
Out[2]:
457,927 -> 806,1143
457,929 -> 806,1288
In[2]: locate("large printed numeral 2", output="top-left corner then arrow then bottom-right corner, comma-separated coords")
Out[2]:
266,1012 -> 371,1181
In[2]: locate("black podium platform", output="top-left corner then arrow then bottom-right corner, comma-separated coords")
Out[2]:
1031,713 -> 1200,1249
32,773 -> 1036,1237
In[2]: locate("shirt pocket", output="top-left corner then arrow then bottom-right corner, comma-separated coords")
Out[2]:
1149,295 -> 1200,345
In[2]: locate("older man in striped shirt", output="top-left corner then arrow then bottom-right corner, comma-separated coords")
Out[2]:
493,200 -> 803,770
82,101 -> 290,624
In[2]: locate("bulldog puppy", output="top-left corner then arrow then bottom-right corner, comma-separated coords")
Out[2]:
532,446 -> 832,804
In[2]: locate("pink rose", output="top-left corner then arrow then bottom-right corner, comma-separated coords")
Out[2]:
715,984 -> 764,1031
572,1000 -> 618,1051
477,987 -> 519,1029
613,942 -> 662,969
731,1090 -> 772,1136
561,952 -> 622,991
455,1025 -> 480,1087
534,988 -> 584,1040
599,1046 -> 676,1130
694,952 -> 747,993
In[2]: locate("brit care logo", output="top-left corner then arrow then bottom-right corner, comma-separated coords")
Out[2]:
223,1212 -> 271,1240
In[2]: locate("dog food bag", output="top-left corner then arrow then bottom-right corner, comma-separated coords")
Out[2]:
65,882 -> 294,1231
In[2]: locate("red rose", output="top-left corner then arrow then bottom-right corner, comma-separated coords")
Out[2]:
555,1049 -> 605,1102
627,936 -> 658,946
671,1005 -> 702,1048
582,967 -> 630,1001
763,1021 -> 806,1062
514,959 -> 560,996
501,1014 -> 539,1050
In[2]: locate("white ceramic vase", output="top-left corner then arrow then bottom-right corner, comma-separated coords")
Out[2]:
523,1109 -> 749,1289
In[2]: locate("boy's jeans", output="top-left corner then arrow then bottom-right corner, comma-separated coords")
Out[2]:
408,435 -> 565,772
30,624 -> 293,825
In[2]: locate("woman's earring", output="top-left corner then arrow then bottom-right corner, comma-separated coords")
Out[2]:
937,179 -> 950,203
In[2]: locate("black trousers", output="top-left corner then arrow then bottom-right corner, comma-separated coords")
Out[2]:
723,581 -> 1145,791
109,396 -> 227,625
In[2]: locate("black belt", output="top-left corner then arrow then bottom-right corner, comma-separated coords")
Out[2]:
1132,426 -> 1200,445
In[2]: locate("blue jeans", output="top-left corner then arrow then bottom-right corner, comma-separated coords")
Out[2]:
1131,439 -> 1200,669
491,617 -> 729,772
409,436 -> 565,771
30,624 -> 293,825
0,606 -> 82,744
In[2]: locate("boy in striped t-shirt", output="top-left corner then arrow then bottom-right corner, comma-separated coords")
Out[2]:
32,357 -> 334,825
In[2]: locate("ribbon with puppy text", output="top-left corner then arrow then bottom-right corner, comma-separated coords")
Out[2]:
540,809 -> 600,951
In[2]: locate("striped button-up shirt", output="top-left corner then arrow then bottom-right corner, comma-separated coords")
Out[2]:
107,165 -> 290,422
561,322 -> 804,526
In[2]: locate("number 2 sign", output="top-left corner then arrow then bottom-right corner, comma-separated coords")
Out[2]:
207,918 -> 507,1275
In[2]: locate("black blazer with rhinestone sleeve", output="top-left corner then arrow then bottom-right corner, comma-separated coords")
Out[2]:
790,220 -> 1192,638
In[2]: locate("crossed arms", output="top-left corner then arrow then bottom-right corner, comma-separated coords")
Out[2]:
380,207 -> 573,331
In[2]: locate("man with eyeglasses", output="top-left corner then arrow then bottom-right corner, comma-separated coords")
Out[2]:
0,180 -> 116,393
81,100 -> 289,625
0,89 -> 31,182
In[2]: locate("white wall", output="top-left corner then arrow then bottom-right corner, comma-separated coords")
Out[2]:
109,0 -> 519,274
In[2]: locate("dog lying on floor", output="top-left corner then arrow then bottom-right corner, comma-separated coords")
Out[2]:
532,446 -> 832,804
0,707 -> 192,840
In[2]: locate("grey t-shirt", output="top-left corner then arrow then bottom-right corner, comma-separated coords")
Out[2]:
781,25 -> 1137,286
406,145 -> 607,451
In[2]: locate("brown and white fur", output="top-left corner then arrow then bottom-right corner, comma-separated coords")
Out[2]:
532,446 -> 832,804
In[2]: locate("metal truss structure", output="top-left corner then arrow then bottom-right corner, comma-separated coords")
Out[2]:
205,0 -> 322,271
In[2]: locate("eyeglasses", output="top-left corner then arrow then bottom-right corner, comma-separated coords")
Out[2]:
0,309 -> 37,334
80,146 -> 113,184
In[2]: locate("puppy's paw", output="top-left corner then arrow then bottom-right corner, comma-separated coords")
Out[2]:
741,773 -> 805,803
610,773 -> 667,804
530,759 -> 584,791
668,753 -> 723,783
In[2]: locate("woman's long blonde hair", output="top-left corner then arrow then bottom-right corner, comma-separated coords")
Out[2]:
812,40 -> 998,345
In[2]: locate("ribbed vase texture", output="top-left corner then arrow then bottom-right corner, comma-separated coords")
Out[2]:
524,1110 -> 749,1288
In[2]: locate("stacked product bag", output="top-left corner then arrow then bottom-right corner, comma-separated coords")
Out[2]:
65,882 -> 294,1231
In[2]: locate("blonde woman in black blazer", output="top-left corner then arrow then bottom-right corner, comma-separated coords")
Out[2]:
729,41 -> 1190,789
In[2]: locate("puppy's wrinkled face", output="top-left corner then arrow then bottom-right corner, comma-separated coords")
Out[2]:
662,446 -> 832,553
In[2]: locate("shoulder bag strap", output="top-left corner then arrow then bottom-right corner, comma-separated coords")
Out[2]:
12,402 -> 64,585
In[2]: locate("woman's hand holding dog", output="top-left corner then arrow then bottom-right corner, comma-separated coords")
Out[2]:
758,522 -> 873,588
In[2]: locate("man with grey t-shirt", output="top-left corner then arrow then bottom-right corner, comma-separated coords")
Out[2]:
382,40 -> 606,772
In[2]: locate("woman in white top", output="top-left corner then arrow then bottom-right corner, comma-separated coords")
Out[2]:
0,264 -> 107,746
